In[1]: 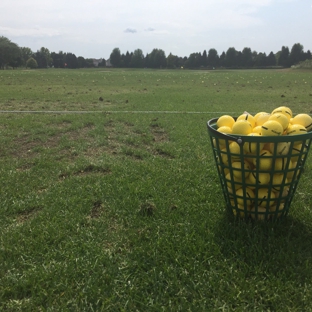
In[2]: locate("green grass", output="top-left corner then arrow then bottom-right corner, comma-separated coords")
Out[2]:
0,68 -> 312,311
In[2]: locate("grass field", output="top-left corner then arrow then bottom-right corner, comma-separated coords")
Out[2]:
1,68 -> 312,311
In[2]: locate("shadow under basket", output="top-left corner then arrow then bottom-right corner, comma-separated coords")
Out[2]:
207,117 -> 312,221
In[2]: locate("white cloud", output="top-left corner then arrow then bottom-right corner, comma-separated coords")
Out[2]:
0,26 -> 63,38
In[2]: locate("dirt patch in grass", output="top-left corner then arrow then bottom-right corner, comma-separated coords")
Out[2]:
16,206 -> 42,224
99,119 -> 172,160
150,123 -> 169,142
15,161 -> 35,172
58,164 -> 111,180
10,125 -> 95,159
73,164 -> 112,176
89,200 -> 105,219
8,119 -> 172,163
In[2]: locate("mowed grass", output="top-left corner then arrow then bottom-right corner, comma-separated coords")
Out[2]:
0,68 -> 312,310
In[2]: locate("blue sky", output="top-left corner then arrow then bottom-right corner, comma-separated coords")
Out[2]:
1,0 -> 311,59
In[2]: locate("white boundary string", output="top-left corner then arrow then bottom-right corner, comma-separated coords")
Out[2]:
0,110 -> 239,114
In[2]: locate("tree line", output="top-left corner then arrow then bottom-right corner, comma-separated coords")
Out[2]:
0,36 -> 101,70
1,35 -> 311,70
109,45 -> 311,69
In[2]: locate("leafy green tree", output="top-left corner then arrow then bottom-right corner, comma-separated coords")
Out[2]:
178,56 -> 188,68
122,51 -> 132,67
131,49 -> 144,68
267,51 -> 276,66
147,49 -> 166,68
77,56 -> 87,68
186,52 -> 203,68
0,36 -> 21,69
98,58 -> 106,67
225,47 -> 237,67
236,51 -> 243,67
254,52 -> 267,67
202,50 -> 207,67
65,53 -> 78,68
305,50 -> 311,60
51,51 -> 65,68
195,52 -> 202,67
219,51 -> 226,67
207,48 -> 219,68
85,58 -> 95,67
289,43 -> 304,65
26,57 -> 38,69
241,47 -> 253,67
110,48 -> 121,67
167,53 -> 179,68
20,47 -> 33,66
186,53 -> 197,68
33,47 -> 52,68
278,46 -> 290,67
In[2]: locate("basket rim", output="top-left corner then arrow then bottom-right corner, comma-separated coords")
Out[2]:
207,117 -> 312,143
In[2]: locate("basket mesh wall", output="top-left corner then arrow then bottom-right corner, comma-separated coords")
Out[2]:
207,118 -> 312,221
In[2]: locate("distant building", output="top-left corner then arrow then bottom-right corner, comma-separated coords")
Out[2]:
92,58 -> 103,67
106,59 -> 112,67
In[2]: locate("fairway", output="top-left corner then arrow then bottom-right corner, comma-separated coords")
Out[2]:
1,68 -> 312,310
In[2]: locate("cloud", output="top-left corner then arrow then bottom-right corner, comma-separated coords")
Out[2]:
145,27 -> 155,32
0,26 -> 62,38
124,28 -> 137,33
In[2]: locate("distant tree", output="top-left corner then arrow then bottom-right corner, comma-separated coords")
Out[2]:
236,51 -> 243,67
305,50 -> 312,60
219,51 -> 226,67
26,57 -> 38,69
0,36 -> 21,69
144,53 -> 149,67
207,48 -> 219,68
110,48 -> 121,67
186,53 -> 197,68
179,56 -> 188,68
9,54 -> 23,68
98,58 -> 106,67
252,50 -> 258,63
267,51 -> 276,66
147,49 -> 166,68
131,49 -> 144,68
278,46 -> 290,67
186,52 -> 204,68
65,53 -> 78,68
120,53 -> 125,67
289,43 -> 304,65
77,56 -> 87,68
122,51 -> 132,67
85,58 -> 95,67
202,50 -> 208,67
195,52 -> 202,67
167,53 -> 179,68
254,52 -> 267,67
241,47 -> 253,67
33,47 -> 52,68
225,47 -> 237,67
51,51 -> 65,68
20,47 -> 33,66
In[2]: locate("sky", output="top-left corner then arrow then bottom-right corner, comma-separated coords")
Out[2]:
1,0 -> 312,59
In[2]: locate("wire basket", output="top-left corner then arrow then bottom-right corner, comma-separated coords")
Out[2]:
207,117 -> 312,220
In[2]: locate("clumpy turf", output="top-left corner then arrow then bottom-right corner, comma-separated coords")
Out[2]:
0,68 -> 312,310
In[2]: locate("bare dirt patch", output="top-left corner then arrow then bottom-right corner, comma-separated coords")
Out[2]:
16,206 -> 42,224
11,124 -> 95,159
150,123 -> 169,142
89,200 -> 105,219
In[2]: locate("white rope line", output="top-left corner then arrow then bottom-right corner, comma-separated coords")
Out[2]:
0,110 -> 240,114
0,110 -> 309,115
